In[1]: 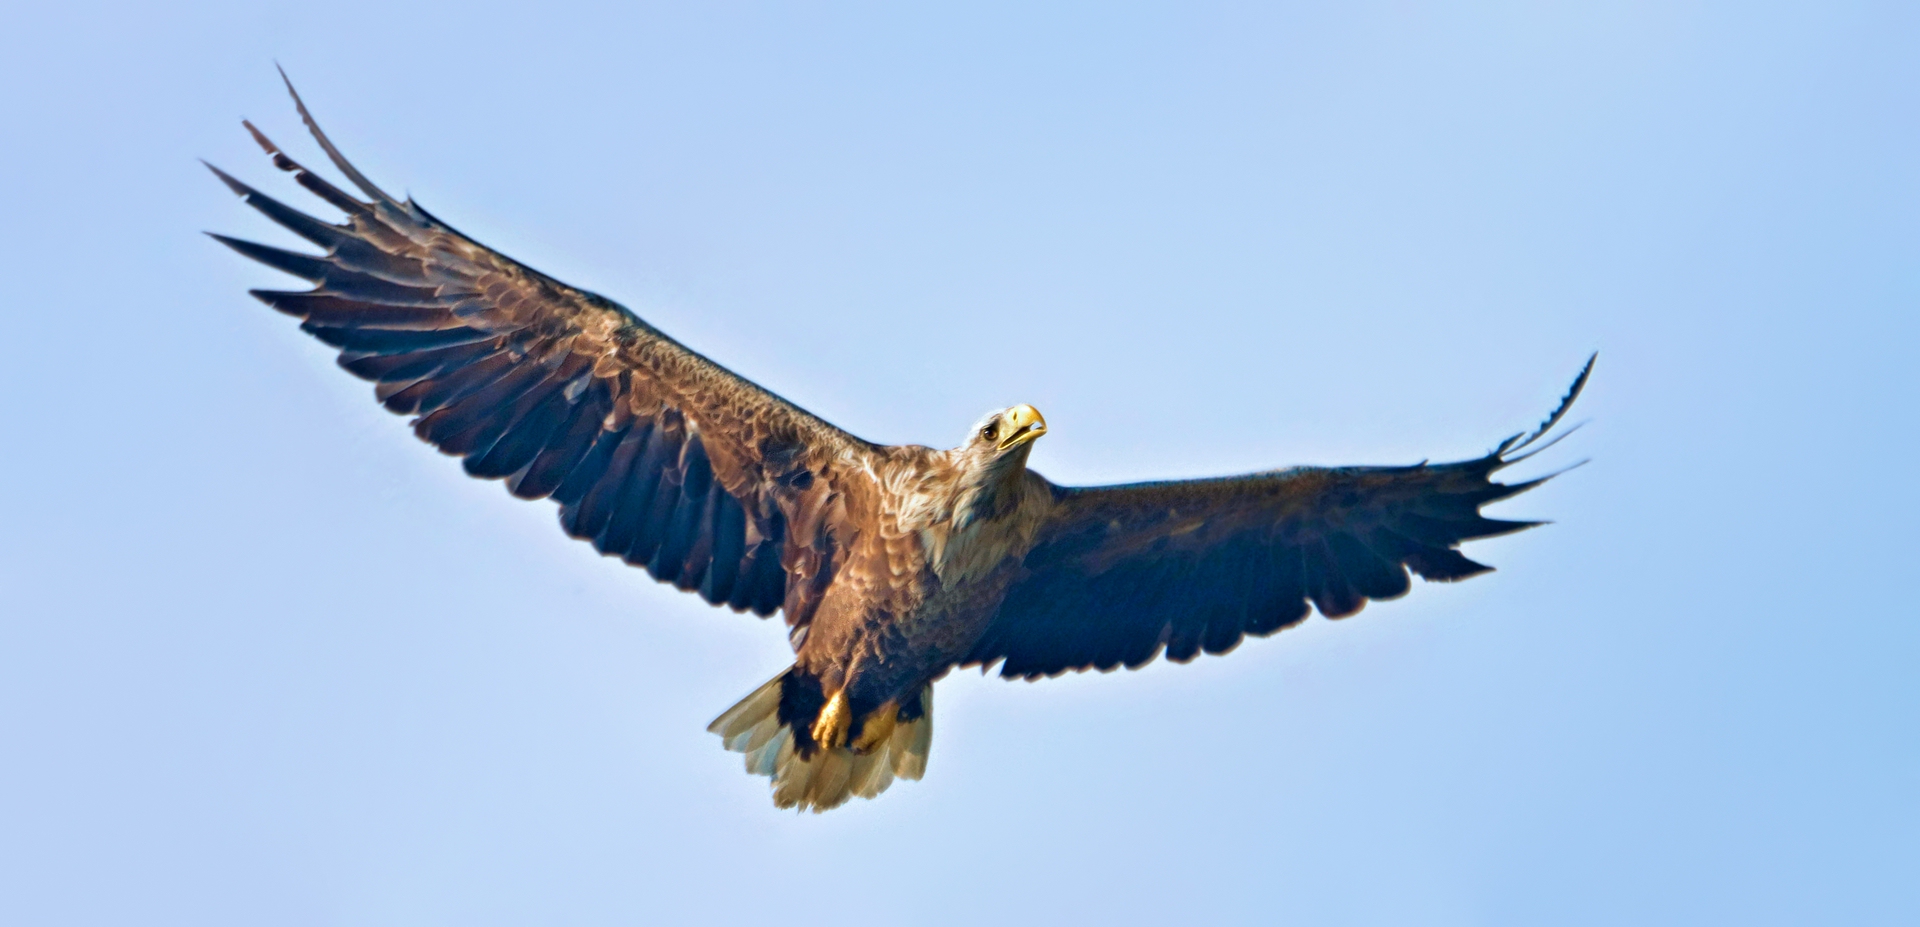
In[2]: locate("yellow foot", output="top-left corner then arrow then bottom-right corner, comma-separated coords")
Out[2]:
811,689 -> 851,750
851,701 -> 898,755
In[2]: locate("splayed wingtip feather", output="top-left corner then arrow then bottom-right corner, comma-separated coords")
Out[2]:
275,64 -> 401,208
1507,353 -> 1595,456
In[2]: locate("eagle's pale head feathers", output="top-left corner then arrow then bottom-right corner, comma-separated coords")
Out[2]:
965,404 -> 1047,455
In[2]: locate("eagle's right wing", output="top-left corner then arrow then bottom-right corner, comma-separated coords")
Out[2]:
210,76 -> 877,634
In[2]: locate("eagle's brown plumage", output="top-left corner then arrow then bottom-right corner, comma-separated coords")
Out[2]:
213,76 -> 1591,812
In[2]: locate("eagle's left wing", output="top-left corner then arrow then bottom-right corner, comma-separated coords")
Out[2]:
964,358 -> 1591,679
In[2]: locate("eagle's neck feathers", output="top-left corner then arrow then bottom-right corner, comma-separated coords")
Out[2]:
886,446 -> 1047,586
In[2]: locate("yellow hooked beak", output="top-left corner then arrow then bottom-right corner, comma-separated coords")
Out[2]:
996,404 -> 1047,451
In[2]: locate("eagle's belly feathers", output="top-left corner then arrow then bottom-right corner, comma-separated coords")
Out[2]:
796,481 -> 1045,703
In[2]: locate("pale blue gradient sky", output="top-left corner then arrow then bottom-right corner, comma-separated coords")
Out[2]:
1,2 -> 1914,925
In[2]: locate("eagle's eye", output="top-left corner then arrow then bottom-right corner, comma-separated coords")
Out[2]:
981,424 -> 998,442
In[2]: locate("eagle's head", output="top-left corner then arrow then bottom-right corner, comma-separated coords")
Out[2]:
942,404 -> 1048,522
927,403 -> 1050,540
966,404 -> 1048,462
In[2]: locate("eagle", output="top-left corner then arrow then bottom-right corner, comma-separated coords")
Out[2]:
210,78 -> 1591,812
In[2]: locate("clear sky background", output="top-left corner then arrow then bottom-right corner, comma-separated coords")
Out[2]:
1,2 -> 1914,924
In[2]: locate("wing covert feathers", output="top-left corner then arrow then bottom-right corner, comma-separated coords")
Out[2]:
966,358 -> 1594,679
211,80 -> 877,629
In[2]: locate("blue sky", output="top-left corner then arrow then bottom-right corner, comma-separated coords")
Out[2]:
1,2 -> 1914,924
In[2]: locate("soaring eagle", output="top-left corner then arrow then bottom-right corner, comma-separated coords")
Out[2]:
211,79 -> 1590,812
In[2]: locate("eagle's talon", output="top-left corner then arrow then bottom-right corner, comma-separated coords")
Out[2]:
851,701 -> 898,755
811,690 -> 851,750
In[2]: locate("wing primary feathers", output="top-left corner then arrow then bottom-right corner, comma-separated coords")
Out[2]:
209,161 -> 433,285
299,323 -> 490,355
207,234 -> 328,281
274,65 -> 401,209
248,290 -> 463,331
1499,422 -> 1587,468
1458,516 -> 1545,540
204,163 -> 348,248
1501,353 -> 1595,456
337,339 -> 494,383
242,119 -> 370,217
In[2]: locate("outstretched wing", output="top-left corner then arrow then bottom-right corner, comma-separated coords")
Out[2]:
210,77 -> 876,633
965,358 -> 1592,679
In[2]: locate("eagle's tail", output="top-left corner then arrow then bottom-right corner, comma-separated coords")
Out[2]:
707,669 -> 932,812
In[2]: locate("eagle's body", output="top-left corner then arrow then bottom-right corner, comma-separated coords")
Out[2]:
709,426 -> 1062,805
212,77 -> 1591,811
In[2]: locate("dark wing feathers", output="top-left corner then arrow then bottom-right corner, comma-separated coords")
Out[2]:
212,84 -> 876,630
968,357 -> 1591,679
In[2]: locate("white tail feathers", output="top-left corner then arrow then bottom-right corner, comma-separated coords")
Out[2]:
708,673 -> 932,812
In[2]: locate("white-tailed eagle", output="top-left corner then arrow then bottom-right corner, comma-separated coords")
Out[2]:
211,76 -> 1591,812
